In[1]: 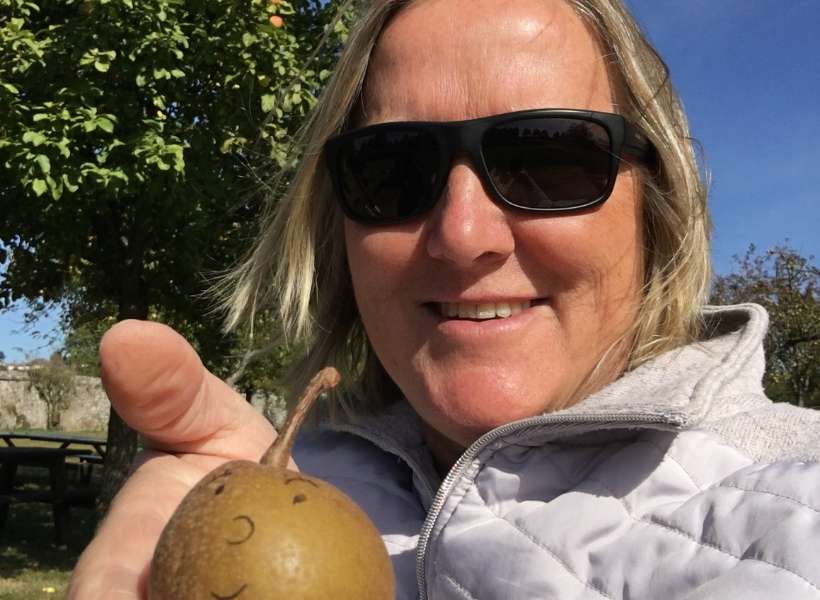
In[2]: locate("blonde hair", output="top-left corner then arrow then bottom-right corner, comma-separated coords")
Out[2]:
218,0 -> 710,415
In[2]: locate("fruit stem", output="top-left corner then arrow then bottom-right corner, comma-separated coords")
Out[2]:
261,366 -> 341,469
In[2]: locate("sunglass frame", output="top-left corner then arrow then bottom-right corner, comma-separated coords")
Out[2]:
325,108 -> 654,225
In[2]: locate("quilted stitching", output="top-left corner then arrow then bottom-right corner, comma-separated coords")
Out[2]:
430,429 -> 820,599
714,483 -> 820,514
443,574 -> 480,600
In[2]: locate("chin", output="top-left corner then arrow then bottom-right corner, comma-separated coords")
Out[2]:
427,384 -> 562,444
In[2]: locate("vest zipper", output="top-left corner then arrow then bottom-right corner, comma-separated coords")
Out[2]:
414,411 -> 684,600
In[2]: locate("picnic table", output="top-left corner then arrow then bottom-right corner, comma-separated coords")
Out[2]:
0,431 -> 107,457
0,432 -> 106,544
0,446 -> 98,544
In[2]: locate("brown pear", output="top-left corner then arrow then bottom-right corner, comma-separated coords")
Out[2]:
149,367 -> 395,600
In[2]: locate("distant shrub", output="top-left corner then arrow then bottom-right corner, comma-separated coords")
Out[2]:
27,354 -> 76,429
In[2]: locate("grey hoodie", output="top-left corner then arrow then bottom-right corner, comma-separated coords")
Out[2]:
294,304 -> 820,599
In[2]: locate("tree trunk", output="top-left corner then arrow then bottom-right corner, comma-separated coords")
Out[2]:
94,294 -> 148,521
48,403 -> 58,430
95,405 -> 140,519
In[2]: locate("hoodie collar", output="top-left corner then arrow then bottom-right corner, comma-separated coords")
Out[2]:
321,304 -> 769,500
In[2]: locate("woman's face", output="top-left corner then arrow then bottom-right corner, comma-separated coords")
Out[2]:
344,0 -> 645,457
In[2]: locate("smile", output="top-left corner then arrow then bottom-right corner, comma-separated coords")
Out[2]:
438,300 -> 533,320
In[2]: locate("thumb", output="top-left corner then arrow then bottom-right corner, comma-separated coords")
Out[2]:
100,320 -> 275,461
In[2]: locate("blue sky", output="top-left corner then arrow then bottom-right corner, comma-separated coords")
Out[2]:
627,0 -> 819,270
1,0 -> 818,363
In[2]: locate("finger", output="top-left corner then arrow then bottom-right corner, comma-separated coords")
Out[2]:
68,450 -> 215,600
100,320 -> 275,461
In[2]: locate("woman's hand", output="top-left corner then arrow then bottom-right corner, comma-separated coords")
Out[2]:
67,320 -> 285,600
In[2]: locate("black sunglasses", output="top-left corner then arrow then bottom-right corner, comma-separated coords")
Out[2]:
325,108 -> 654,225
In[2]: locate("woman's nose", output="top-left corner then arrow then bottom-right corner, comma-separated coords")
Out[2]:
425,161 -> 515,268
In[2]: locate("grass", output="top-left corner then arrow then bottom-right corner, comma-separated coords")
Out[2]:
1,439 -> 102,599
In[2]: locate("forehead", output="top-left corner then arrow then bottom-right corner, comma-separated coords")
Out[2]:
362,0 -> 618,124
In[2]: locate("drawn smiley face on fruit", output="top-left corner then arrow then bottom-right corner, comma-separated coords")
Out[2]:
149,369 -> 395,600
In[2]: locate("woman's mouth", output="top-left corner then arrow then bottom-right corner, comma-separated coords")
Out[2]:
438,300 -> 532,320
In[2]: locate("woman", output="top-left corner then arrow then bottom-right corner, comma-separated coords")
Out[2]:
70,0 -> 820,598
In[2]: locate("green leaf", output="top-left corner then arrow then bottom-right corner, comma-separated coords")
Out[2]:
170,69 -> 185,79
109,168 -> 128,182
22,131 -> 47,146
47,175 -> 62,200
260,94 -> 276,112
257,23 -> 277,36
62,174 -> 79,192
33,113 -> 51,122
2,83 -> 21,94
94,61 -> 110,72
220,137 -> 235,154
35,154 -> 51,175
97,117 -> 115,133
136,74 -> 146,87
32,178 -> 47,196
242,32 -> 257,47
56,138 -> 71,158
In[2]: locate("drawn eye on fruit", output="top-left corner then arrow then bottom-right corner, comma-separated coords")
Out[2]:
149,368 -> 395,600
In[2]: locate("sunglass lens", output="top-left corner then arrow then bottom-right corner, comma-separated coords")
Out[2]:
337,129 -> 441,222
483,118 -> 612,210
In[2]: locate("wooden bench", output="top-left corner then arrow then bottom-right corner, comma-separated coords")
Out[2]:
0,486 -> 100,544
0,447 -> 98,544
74,453 -> 104,484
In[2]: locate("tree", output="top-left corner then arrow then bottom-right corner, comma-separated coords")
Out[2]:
0,350 -> 5,363
27,352 -> 76,429
1,0 -> 355,514
711,244 -> 819,408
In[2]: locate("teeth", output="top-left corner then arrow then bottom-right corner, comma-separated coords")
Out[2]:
476,303 -> 495,319
458,304 -> 477,318
440,300 -> 532,320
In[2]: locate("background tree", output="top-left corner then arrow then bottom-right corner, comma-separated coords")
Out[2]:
27,352 -> 76,429
711,244 -> 819,408
1,0 -> 355,514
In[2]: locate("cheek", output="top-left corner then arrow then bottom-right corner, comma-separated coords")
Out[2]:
518,169 -> 644,338
344,222 -> 416,304
546,170 -> 640,273
344,221 -> 423,367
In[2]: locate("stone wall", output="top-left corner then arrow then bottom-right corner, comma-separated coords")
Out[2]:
0,369 -> 284,432
0,370 -> 110,431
